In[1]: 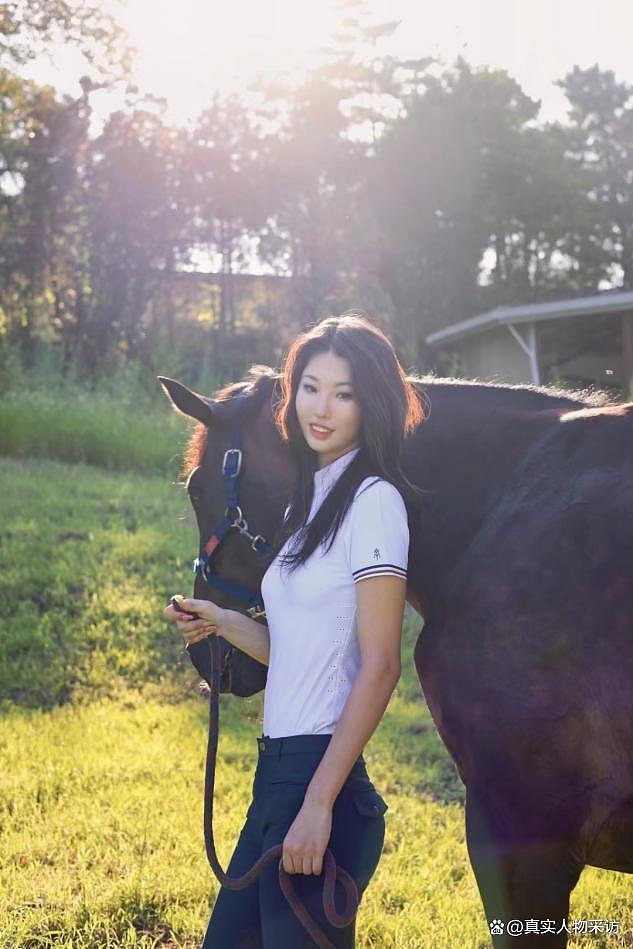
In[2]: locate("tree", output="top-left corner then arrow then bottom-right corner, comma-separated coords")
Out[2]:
251,72 -> 354,324
317,0 -> 423,149
361,58 -> 610,363
0,0 -> 130,81
367,61 -> 535,353
185,95 -> 267,333
479,120 -> 607,302
0,72 -> 93,362
558,65 -> 633,288
82,108 -> 189,368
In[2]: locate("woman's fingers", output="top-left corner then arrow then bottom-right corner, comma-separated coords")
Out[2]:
176,597 -> 220,622
177,614 -> 209,630
164,596 -> 221,645
184,629 -> 216,645
180,597 -> 210,615
164,597 -> 220,622
282,853 -> 321,876
179,619 -> 217,644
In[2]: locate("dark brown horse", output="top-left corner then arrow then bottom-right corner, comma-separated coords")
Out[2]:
159,370 -> 633,947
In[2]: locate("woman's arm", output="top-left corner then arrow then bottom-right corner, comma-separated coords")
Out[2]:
280,574 -> 404,875
304,573 -> 404,808
220,608 -> 270,666
164,598 -> 270,666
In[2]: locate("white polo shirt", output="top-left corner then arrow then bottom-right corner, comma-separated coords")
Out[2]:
260,446 -> 409,738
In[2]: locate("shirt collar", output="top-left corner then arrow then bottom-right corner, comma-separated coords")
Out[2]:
313,446 -> 360,496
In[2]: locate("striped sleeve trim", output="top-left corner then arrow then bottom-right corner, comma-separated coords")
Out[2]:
353,564 -> 407,583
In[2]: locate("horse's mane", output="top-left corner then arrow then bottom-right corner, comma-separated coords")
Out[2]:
412,371 -> 618,409
182,365 -> 619,476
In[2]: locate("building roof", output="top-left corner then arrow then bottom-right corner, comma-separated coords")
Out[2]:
425,289 -> 633,347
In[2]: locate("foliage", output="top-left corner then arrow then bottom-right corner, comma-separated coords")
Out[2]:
0,0 -> 130,79
558,65 -> 633,288
0,8 -> 632,389
80,109 -> 192,368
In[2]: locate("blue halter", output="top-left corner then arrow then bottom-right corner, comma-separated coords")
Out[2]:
193,390 -> 271,619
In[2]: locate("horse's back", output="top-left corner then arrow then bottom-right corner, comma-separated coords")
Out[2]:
416,402 -> 633,811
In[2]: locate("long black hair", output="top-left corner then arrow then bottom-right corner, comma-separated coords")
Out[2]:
270,312 -> 429,575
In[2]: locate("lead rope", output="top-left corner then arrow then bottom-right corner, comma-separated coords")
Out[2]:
202,633 -> 360,947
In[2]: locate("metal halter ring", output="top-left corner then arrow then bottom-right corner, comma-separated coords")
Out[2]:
225,504 -> 243,524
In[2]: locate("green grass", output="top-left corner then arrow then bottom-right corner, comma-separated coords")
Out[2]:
1,457 -> 633,947
0,390 -> 191,476
0,457 -> 198,708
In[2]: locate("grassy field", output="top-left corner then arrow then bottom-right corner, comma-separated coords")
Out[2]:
0,389 -> 190,476
1,455 -> 633,947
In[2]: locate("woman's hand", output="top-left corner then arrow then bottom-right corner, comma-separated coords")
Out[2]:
282,800 -> 333,875
163,596 -> 227,646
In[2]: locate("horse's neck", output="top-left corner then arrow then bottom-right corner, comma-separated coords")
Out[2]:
407,381 -> 582,607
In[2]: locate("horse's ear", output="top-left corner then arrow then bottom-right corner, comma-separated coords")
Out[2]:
157,376 -> 214,425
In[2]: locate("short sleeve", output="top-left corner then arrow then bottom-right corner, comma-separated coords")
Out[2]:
347,479 -> 409,583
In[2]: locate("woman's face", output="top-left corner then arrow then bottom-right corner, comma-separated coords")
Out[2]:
295,350 -> 361,469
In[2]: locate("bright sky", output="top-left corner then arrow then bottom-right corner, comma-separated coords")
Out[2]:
22,0 -> 633,129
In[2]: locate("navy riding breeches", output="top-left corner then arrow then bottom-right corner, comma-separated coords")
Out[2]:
201,733 -> 388,948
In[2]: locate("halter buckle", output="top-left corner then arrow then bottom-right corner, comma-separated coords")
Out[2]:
222,448 -> 242,478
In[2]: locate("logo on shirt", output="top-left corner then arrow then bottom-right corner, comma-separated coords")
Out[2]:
373,547 -> 380,560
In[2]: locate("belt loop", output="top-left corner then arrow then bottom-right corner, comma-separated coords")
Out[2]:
277,738 -> 283,760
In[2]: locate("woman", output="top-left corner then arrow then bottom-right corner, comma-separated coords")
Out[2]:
164,313 -> 427,947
